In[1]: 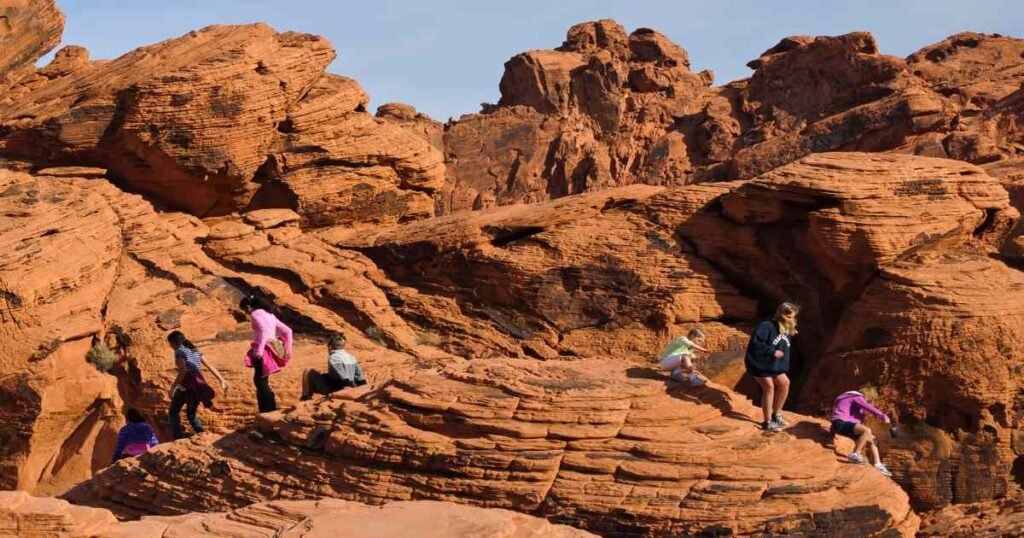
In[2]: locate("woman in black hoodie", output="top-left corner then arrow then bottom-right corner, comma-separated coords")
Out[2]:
745,302 -> 799,432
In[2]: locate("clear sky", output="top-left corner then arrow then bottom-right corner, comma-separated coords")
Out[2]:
43,0 -> 1024,122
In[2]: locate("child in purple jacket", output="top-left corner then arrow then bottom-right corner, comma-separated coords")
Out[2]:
830,389 -> 893,477
112,408 -> 159,463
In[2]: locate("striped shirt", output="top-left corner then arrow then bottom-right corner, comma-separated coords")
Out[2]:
175,345 -> 202,372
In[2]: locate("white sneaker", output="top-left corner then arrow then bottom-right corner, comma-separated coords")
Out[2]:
670,369 -> 687,383
688,373 -> 706,386
771,413 -> 788,427
848,452 -> 866,464
874,462 -> 893,477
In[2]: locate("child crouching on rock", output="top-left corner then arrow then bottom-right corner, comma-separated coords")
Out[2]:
301,332 -> 367,400
831,388 -> 893,477
112,408 -> 159,462
657,327 -> 709,386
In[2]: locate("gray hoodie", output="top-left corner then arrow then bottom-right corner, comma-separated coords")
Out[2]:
327,349 -> 366,387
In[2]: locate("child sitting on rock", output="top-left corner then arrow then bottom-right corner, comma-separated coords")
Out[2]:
112,408 -> 159,463
830,387 -> 893,477
657,327 -> 709,386
301,333 -> 367,400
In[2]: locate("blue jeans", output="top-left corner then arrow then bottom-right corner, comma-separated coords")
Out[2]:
169,388 -> 203,439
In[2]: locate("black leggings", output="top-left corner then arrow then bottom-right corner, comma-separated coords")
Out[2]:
252,358 -> 277,413
169,388 -> 203,439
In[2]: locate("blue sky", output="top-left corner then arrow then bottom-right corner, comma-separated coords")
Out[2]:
44,1 -> 1024,122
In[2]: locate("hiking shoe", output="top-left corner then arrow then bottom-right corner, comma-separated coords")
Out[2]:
848,452 -> 866,464
874,462 -> 893,477
771,413 -> 788,428
761,421 -> 782,433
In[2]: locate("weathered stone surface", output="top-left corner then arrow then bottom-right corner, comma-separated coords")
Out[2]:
803,247 -> 1024,509
0,22 -> 444,227
0,168 -> 428,495
66,359 -> 919,536
441,24 -> 1024,214
918,487 -> 1024,537
0,492 -> 592,538
0,0 -> 64,88
321,184 -> 755,362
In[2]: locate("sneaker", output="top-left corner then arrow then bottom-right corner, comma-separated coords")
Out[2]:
688,373 -> 706,387
761,420 -> 782,433
771,413 -> 788,427
848,452 -> 866,464
874,462 -> 893,477
670,369 -> 688,383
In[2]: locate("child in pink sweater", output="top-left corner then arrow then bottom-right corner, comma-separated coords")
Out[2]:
830,389 -> 893,477
240,295 -> 293,413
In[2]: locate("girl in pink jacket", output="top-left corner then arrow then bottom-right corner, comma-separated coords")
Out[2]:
830,389 -> 893,477
240,296 -> 293,413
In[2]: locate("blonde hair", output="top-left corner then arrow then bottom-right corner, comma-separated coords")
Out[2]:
687,327 -> 706,341
773,302 -> 800,336
859,385 -> 879,400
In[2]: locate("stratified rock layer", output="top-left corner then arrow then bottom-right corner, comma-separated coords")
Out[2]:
0,0 -> 63,87
0,167 -> 434,494
0,20 -> 443,226
0,491 -> 592,538
440,23 -> 1024,215
66,359 -> 920,536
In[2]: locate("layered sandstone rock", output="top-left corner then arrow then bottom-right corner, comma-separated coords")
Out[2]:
320,184 -> 756,362
440,23 -> 1024,214
919,487 -> 1024,537
0,17 -> 444,227
0,491 -> 592,538
66,359 -> 919,536
0,168 -> 429,494
0,0 -> 63,88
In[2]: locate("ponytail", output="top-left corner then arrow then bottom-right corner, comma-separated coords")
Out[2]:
239,295 -> 275,314
167,330 -> 196,350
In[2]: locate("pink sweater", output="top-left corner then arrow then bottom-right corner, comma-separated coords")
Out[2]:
831,391 -> 890,424
244,309 -> 293,376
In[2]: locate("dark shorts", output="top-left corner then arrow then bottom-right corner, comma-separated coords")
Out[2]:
745,361 -> 785,378
831,419 -> 859,440
307,370 -> 345,395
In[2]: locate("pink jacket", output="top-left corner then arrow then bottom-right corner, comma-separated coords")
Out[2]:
243,309 -> 293,377
831,391 -> 890,424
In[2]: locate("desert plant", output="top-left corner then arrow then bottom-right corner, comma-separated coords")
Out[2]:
415,331 -> 443,347
86,341 -> 119,373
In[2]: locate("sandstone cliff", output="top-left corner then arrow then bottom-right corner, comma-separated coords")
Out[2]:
2,0 -> 1024,534
0,491 -> 592,537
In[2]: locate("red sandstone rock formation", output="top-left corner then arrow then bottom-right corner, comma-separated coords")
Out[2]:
0,491 -> 592,537
440,23 -> 1024,215
918,487 -> 1024,537
0,167 -> 435,494
0,0 -> 63,88
2,0 -> 1024,532
65,358 -> 920,536
0,17 -> 443,227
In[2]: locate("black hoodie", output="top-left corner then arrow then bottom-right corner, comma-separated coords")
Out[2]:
744,319 -> 791,376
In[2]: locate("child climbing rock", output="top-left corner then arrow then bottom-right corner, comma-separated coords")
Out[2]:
240,295 -> 293,413
167,331 -> 228,439
300,332 -> 367,400
657,327 -> 709,386
831,388 -> 894,477
112,408 -> 159,462
745,302 -> 799,433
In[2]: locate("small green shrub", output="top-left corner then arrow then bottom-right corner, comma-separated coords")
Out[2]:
85,342 -> 119,373
415,331 -> 443,347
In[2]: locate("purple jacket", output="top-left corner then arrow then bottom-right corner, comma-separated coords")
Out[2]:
831,391 -> 890,424
113,423 -> 159,462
